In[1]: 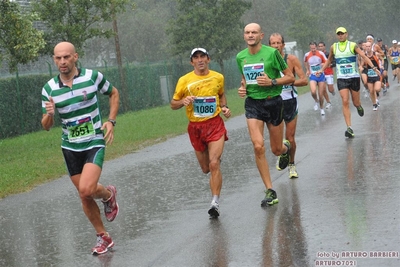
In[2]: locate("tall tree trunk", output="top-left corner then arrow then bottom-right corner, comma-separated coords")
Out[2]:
112,13 -> 129,112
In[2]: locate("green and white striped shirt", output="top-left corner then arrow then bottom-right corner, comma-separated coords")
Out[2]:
41,68 -> 113,151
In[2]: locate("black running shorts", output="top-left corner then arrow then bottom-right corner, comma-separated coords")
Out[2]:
245,96 -> 283,126
62,147 -> 105,176
282,98 -> 298,123
337,77 -> 361,92
367,76 -> 381,84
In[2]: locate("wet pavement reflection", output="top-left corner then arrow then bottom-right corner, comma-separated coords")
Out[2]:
1,82 -> 400,266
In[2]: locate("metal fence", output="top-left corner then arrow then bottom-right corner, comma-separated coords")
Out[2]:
0,57 -> 241,139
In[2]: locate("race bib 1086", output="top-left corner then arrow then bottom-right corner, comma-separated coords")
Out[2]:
193,96 -> 217,118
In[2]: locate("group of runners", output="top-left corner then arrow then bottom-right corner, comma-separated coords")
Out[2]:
306,32 -> 400,114
357,35 -> 400,111
173,25 -> 398,225
303,41 -> 336,116
40,24 -> 400,255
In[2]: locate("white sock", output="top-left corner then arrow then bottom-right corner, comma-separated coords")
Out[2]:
212,195 -> 219,204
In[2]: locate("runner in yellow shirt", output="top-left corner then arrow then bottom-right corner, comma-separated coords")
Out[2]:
171,48 -> 231,218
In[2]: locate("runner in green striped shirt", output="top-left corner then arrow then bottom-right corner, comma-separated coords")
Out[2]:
41,42 -> 120,255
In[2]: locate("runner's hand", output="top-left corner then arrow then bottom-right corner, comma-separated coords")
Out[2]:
238,79 -> 247,98
183,96 -> 196,106
45,97 -> 55,116
102,122 -> 114,145
256,72 -> 271,86
221,106 -> 231,118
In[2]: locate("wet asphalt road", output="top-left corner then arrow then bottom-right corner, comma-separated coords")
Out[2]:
1,80 -> 400,267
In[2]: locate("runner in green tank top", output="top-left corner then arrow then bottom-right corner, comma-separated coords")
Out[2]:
319,27 -> 379,138
236,23 -> 295,207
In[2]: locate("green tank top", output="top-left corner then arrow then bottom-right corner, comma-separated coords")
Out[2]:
236,45 -> 288,99
333,41 -> 360,79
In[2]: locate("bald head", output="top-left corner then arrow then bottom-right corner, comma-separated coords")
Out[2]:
53,41 -> 78,76
243,23 -> 264,49
244,23 -> 262,33
54,42 -> 76,55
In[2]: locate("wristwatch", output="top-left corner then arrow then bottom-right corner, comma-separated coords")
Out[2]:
271,79 -> 278,86
108,119 -> 116,126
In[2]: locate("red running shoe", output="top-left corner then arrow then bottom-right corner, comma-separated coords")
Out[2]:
92,233 -> 114,255
102,185 -> 119,222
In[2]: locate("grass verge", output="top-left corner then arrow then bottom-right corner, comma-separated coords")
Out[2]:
0,86 -> 309,199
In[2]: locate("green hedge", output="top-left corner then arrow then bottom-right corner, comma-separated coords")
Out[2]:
0,58 -> 240,139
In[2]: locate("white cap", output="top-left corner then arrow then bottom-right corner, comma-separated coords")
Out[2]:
190,48 -> 209,59
392,40 -> 397,44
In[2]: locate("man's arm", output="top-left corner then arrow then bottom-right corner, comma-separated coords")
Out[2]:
41,113 -> 54,131
355,47 -> 381,74
170,98 -> 184,110
238,75 -> 247,98
288,55 -> 308,87
102,86 -> 119,145
320,45 -> 334,73
388,48 -> 393,62
108,87 -> 119,121
277,68 -> 295,85
218,92 -> 231,118
171,96 -> 196,110
304,61 -> 310,76
359,55 -> 366,68
41,96 -> 55,131
219,92 -> 227,107
375,45 -> 384,60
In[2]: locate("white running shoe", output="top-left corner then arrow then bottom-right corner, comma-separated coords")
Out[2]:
373,104 -> 378,111
208,202 -> 220,218
363,89 -> 369,99
320,109 -> 325,116
325,102 -> 332,109
383,84 -> 387,95
288,164 -> 298,179
314,102 -> 319,111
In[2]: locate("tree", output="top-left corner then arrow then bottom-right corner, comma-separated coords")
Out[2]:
286,0 -> 324,51
167,0 -> 251,73
31,0 -> 129,57
32,0 -> 131,111
117,0 -> 174,62
243,0 -> 293,37
0,1 -> 45,73
321,0 -> 392,42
